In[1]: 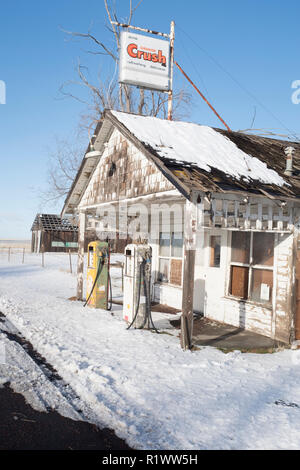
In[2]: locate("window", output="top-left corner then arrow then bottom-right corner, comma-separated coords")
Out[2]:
210,235 -> 221,267
157,232 -> 183,285
108,162 -> 116,177
229,232 -> 274,304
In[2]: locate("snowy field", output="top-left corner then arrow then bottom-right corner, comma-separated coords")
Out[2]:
1,251 -> 300,449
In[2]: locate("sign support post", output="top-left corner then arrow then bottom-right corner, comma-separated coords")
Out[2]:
168,21 -> 175,121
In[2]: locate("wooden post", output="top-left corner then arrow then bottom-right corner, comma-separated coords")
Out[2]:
42,251 -> 44,267
181,191 -> 198,350
121,263 -> 124,292
8,247 -> 10,262
69,250 -> 72,274
77,211 -> 87,300
22,248 -> 25,264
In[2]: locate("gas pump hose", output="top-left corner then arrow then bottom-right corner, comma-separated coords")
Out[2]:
127,259 -> 158,333
126,260 -> 144,330
107,271 -> 113,311
83,259 -> 105,307
140,260 -> 159,333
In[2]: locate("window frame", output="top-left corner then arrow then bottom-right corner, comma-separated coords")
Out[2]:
157,231 -> 184,286
228,231 -> 274,305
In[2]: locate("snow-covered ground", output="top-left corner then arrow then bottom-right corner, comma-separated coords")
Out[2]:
0,321 -> 80,421
1,251 -> 300,450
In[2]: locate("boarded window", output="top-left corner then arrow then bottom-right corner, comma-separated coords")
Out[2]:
210,236 -> 221,267
170,259 -> 183,286
230,266 -> 249,299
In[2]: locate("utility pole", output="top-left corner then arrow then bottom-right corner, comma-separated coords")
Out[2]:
168,20 -> 175,121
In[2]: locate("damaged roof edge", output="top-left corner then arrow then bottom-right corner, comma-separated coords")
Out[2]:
61,116 -> 113,216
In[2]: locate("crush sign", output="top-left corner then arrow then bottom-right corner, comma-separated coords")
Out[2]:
119,31 -> 171,92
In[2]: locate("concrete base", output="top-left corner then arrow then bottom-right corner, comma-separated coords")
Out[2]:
192,317 -> 284,352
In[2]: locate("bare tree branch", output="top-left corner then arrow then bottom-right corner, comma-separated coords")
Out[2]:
47,0 -> 192,202
61,28 -> 118,61
41,138 -> 84,205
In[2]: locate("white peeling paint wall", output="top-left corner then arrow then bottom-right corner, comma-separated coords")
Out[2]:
194,229 -> 294,341
155,226 -> 294,341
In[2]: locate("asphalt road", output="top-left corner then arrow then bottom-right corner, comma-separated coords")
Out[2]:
0,382 -> 131,450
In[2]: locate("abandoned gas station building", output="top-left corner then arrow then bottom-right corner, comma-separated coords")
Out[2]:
62,109 -> 300,345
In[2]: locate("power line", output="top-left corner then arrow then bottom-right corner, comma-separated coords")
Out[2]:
176,29 -> 212,103
176,24 -> 300,142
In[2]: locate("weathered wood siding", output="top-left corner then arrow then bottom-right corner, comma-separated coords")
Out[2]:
32,230 -> 78,253
274,233 -> 294,343
79,129 -> 174,208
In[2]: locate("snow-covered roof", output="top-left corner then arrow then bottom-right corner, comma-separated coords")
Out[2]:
111,111 -> 286,188
62,110 -> 300,214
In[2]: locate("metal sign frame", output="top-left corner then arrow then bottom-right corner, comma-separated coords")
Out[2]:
113,21 -> 175,120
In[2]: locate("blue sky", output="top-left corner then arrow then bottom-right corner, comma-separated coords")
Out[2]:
0,0 -> 299,238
